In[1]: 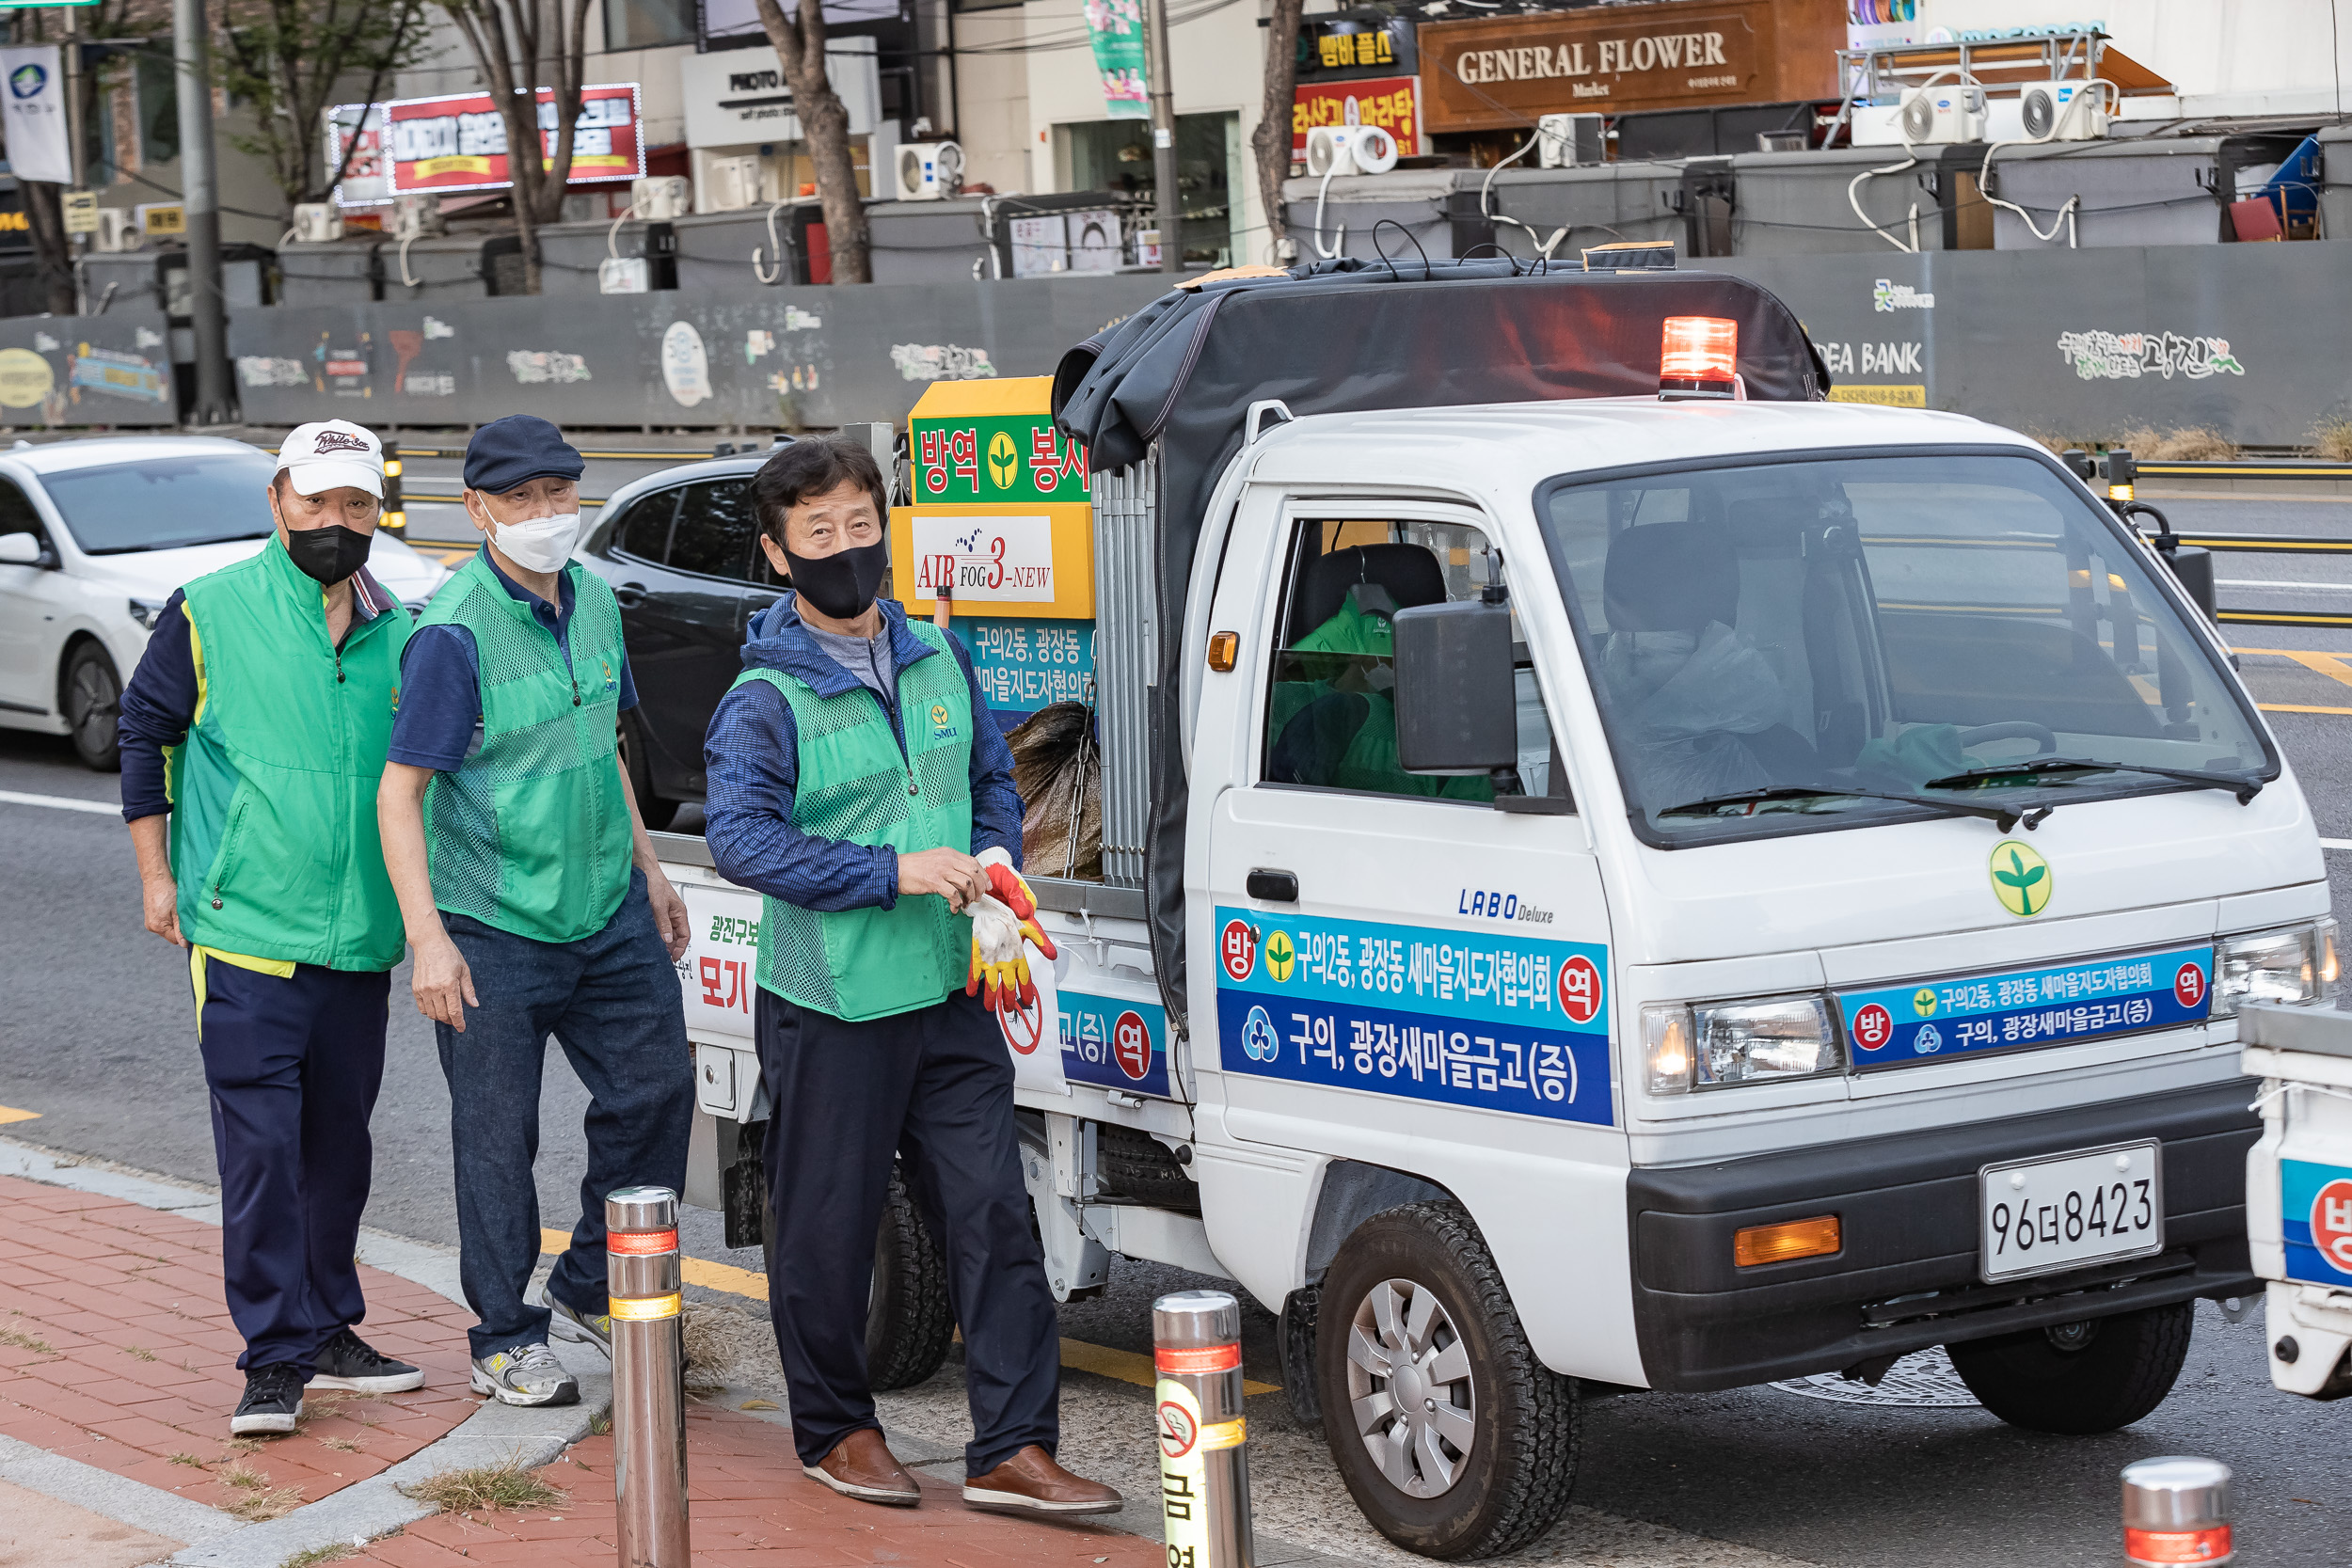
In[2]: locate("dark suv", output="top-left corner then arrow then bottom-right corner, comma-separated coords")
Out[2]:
577,450 -> 787,828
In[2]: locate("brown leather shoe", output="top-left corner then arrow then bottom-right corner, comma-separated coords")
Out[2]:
962,1444 -> 1122,1515
803,1428 -> 920,1507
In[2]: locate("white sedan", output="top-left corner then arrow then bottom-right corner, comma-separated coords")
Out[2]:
0,435 -> 450,770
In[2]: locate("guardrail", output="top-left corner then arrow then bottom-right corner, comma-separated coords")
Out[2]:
2182,532 -> 2352,629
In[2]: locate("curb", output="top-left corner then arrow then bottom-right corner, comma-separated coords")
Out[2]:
0,1136 -> 614,1568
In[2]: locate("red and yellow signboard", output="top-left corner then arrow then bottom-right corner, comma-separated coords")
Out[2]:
386,83 -> 643,195
1292,75 -> 1422,157
892,377 -> 1094,621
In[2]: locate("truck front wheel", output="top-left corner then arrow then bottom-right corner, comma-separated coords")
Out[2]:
1945,1300 -> 2193,1433
1314,1201 -> 1579,1560
760,1164 -> 954,1391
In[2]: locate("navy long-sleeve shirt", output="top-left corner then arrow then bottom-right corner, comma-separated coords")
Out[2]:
703,593 -> 1023,911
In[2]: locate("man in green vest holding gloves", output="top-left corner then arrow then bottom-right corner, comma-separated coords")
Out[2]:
703,437 -> 1119,1515
377,416 -> 693,1408
118,420 -> 427,1434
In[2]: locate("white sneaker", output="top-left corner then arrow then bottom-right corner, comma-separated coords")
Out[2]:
469,1342 -> 580,1407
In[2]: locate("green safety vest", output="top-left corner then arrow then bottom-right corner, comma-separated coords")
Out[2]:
168,538 -> 410,970
412,551 -> 634,944
740,621 -> 976,1022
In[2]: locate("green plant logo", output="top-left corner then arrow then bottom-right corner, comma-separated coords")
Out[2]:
1990,841 -> 2051,918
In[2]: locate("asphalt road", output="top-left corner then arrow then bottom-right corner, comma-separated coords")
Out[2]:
4,483 -> 2350,1566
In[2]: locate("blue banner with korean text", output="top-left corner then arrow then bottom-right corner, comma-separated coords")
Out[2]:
1212,906 -> 1613,1126
1837,944 -> 2214,1071
953,617 -> 1095,728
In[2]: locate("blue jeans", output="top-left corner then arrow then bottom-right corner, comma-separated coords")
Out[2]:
434,869 -> 692,1360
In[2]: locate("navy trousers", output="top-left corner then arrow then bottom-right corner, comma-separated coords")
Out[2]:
435,869 -> 694,1360
756,984 -> 1061,1476
194,954 -> 389,1373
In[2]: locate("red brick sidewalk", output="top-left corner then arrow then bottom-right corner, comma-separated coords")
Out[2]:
359,1402 -> 1162,1568
0,1171 -> 479,1520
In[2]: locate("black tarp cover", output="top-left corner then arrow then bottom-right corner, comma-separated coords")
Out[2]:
1051,257 -> 1830,1033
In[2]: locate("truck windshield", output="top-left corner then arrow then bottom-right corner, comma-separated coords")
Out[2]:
1535,450 -> 2275,845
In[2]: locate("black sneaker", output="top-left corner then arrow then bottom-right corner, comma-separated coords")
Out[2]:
230,1364 -> 307,1435
311,1326 -> 425,1394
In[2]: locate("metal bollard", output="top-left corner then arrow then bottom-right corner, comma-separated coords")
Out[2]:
2122,1456 -> 2233,1565
607,1186 -> 691,1568
1152,1289 -> 1253,1568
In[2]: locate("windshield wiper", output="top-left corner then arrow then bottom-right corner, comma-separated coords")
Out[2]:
1923,756 -> 2264,804
1658,784 -> 2049,832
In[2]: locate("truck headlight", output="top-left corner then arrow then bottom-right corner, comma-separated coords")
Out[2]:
2213,919 -> 2339,1015
1643,995 -> 1844,1094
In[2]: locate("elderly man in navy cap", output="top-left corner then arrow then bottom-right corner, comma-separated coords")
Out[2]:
376,415 -> 693,1407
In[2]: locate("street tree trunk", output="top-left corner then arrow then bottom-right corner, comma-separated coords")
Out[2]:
753,0 -> 871,284
21,183 -> 76,316
1250,0 -> 1306,261
435,0 -> 593,293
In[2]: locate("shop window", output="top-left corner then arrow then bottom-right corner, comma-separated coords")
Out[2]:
1061,111 -> 1237,266
134,46 -> 178,168
604,0 -> 695,48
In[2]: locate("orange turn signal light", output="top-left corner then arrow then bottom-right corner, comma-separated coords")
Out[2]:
1733,1214 -> 1840,1268
1207,630 -> 1239,672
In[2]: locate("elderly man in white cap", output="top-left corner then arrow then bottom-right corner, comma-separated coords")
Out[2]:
118,420 -> 426,1434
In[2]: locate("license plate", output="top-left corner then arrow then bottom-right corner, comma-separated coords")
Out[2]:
1979,1140 -> 2164,1283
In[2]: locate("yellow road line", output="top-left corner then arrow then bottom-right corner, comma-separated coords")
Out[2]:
0,1105 -> 40,1125
2235,647 -> 2352,689
2261,703 -> 2352,715
537,1227 -> 1281,1394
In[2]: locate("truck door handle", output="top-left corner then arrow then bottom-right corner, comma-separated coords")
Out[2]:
1247,868 -> 1298,903
613,580 -> 647,609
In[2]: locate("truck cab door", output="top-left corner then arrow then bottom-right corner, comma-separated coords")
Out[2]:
1190,498 -> 1619,1153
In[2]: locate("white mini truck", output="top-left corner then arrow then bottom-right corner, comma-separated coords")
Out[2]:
665,262 -> 2332,1560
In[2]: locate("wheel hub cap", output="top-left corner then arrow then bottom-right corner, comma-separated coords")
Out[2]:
1344,1276 -> 1476,1499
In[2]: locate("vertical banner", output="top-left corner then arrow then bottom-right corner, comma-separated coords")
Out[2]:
1083,0 -> 1150,119
0,47 -> 72,185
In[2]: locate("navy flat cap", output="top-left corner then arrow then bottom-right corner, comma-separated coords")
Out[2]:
464,415 -> 585,493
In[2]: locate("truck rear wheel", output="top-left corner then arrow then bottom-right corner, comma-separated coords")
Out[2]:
1946,1301 -> 2193,1433
866,1165 -> 955,1390
760,1164 -> 954,1391
1314,1201 -> 1579,1560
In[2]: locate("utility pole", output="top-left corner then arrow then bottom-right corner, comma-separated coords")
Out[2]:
173,0 -> 231,423
1142,0 -> 1179,272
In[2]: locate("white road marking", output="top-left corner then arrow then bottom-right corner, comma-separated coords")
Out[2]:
0,789 -> 116,816
2324,839 -> 2352,851
2217,579 -> 2352,591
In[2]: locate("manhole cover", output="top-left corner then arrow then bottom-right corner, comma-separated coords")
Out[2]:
1770,1346 -> 1981,1408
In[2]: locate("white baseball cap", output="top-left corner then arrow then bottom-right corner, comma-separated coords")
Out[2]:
277,420 -> 384,499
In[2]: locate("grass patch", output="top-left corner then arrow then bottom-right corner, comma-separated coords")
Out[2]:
320,1434 -> 363,1453
168,1451 -> 205,1468
224,1437 -> 264,1455
217,1463 -> 304,1521
2115,423 -> 2238,462
278,1545 -> 356,1568
0,1325 -> 55,1354
124,1345 -> 157,1362
399,1460 -> 568,1515
2312,416 -> 2352,461
588,1412 -> 612,1436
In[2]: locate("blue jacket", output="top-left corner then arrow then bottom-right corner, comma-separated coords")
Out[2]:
703,593 -> 1025,911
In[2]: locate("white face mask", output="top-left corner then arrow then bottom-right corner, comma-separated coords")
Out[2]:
488,510 -> 582,574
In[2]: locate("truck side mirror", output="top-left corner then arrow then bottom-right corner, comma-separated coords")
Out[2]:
1393,599 -> 1517,774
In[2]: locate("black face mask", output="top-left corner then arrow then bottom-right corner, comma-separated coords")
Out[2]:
785,539 -> 889,621
282,523 -> 373,586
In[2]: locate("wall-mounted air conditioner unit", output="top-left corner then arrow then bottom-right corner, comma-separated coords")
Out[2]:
632,174 -> 691,220
293,202 -> 342,244
1898,85 -> 1988,145
894,141 -> 963,201
703,157 -> 760,213
1305,124 -> 1399,178
390,194 -> 444,241
1537,112 -> 1605,168
95,209 -> 139,252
